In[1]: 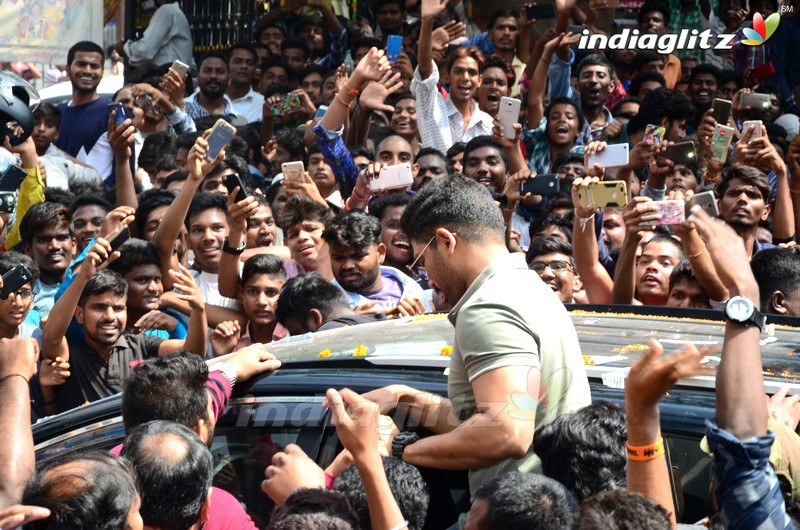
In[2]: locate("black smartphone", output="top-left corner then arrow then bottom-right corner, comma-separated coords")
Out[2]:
0,264 -> 33,300
521,174 -> 560,196
711,98 -> 732,125
109,227 -> 131,252
0,165 -> 27,192
526,3 -> 556,19
0,191 -> 15,213
660,141 -> 698,165
225,172 -> 248,202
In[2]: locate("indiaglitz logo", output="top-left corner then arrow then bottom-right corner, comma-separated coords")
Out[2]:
742,12 -> 781,46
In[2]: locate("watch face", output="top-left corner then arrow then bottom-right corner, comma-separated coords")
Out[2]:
728,298 -> 753,321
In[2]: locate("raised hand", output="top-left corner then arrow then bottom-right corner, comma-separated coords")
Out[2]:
227,193 -> 259,237
359,71 -> 403,113
161,67 -> 187,108
420,0 -> 448,20
350,47 -> 391,89
99,206 -> 135,240
261,444 -> 326,505
325,387 -> 381,457
689,203 -> 754,293
107,113 -> 135,160
39,357 -> 70,387
283,171 -> 328,206
133,310 -> 179,334
188,129 -> 225,181
210,320 -> 242,357
0,505 -> 51,530
169,264 -> 205,311
79,237 -> 118,279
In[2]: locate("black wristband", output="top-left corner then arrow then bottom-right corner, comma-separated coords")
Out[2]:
222,237 -> 246,255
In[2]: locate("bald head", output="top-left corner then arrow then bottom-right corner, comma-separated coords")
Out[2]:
376,135 -> 414,167
123,421 -> 213,530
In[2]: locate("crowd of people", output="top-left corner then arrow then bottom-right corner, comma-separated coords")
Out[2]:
0,0 -> 799,527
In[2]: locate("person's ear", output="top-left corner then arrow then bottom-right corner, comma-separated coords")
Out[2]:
23,244 -> 32,258
376,243 -> 387,264
761,202 -> 772,221
307,308 -> 324,331
573,274 -> 583,294
198,487 -> 213,526
74,306 -> 85,325
436,227 -> 458,255
770,291 -> 788,315
412,163 -> 420,178
659,116 -> 670,129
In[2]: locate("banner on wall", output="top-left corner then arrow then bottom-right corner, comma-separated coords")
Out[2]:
0,0 -> 104,64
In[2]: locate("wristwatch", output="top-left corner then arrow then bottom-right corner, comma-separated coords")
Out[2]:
391,431 -> 420,460
210,361 -> 237,390
222,237 -> 246,256
724,295 -> 766,331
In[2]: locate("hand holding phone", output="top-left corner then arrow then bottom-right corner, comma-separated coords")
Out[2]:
578,180 -> 628,208
685,191 -> 719,218
225,172 -> 248,202
641,200 -> 685,226
521,174 -> 560,196
171,59 -> 190,79
711,98 -> 732,125
643,124 -> 666,145
498,97 -> 521,140
386,35 -> 403,62
369,163 -> 414,192
587,144 -> 629,169
281,161 -> 305,184
205,119 -> 237,162
0,264 -> 33,300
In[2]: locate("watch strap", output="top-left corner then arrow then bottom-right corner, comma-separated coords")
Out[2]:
391,431 -> 420,460
222,237 -> 246,255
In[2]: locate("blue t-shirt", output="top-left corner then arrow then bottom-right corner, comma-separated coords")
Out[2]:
55,97 -> 115,183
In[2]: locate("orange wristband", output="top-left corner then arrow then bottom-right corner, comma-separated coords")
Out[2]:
626,438 -> 665,461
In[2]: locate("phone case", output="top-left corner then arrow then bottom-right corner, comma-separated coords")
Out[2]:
587,144 -> 629,169
521,174 -> 560,196
281,161 -> 305,183
171,60 -> 189,78
578,180 -> 628,208
643,124 -> 666,144
369,163 -> 414,192
740,93 -> 771,109
498,97 -> 521,139
386,35 -> 403,62
0,192 -> 15,214
643,200 -> 685,226
711,99 -> 732,125
109,227 -> 131,252
205,120 -> 237,162
685,191 -> 719,218
749,62 -> 775,82
314,105 -> 329,119
742,120 -> 763,139
527,3 -> 555,19
710,124 -> 735,163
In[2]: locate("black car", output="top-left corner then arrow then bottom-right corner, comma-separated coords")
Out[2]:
32,306 -> 800,528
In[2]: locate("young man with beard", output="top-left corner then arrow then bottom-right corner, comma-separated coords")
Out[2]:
41,237 -> 208,413
54,41 -> 115,182
478,56 -> 515,118
715,164 -> 776,259
362,177 -> 590,520
526,237 -> 583,305
184,52 -> 241,123
413,0 -> 493,155
322,211 -> 429,313
19,203 -> 76,319
226,43 -> 265,124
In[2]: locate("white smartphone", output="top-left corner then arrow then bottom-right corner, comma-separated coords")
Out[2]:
369,163 -> 413,192
205,119 -> 237,162
171,59 -> 189,79
742,120 -> 763,140
281,161 -> 305,183
587,143 -> 629,168
498,96 -> 521,139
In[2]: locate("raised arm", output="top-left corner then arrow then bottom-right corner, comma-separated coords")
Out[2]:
418,0 -> 448,81
3,136 -> 43,250
219,193 -> 258,299
107,112 -> 137,209
158,265 -> 207,357
571,176 -> 613,303
152,130 -> 222,289
42,238 -> 118,361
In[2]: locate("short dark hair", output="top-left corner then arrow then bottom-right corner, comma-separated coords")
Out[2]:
186,193 -> 231,230
463,135 -> 508,173
349,145 -> 374,161
474,472 -> 578,529
22,451 -> 138,530
122,352 -> 210,433
631,51 -> 665,72
641,233 -> 685,261
43,188 -> 75,208
576,53 -> 613,77
718,68 -> 744,90
334,457 -> 429,530
637,0 -> 671,26
545,96 -> 587,133
529,213 -> 573,243
688,63 -> 721,86
69,194 -> 112,219
368,193 -> 411,223
751,248 -> 800,312
488,8 -> 519,29
526,236 -> 574,268
241,253 -> 286,285
552,151 -> 585,171
162,171 -> 190,190
628,88 -> 694,136
276,272 -> 350,327
322,211 -> 382,255
446,142 -> 465,159
123,421 -> 213,530
154,155 -> 179,175
107,239 -> 161,277
415,147 -> 447,164
714,163 -> 772,203
281,37 -> 313,61
299,64 -> 329,83
270,488 -> 361,530
578,490 -> 671,530
0,251 -> 39,283
483,55 -> 516,88
260,56 -> 293,77
629,71 -> 666,98
33,102 -> 60,126
199,51 -> 230,69
176,131 -> 202,151
275,128 -> 307,162
228,42 -> 257,61
20,202 -> 73,247
533,401 -> 627,502
79,270 -> 128,307
668,259 -> 697,288
67,41 -> 105,65
400,175 -> 505,244
277,195 -> 334,232
140,131 -> 177,170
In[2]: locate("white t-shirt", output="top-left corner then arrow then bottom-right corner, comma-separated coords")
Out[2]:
190,269 -> 240,310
